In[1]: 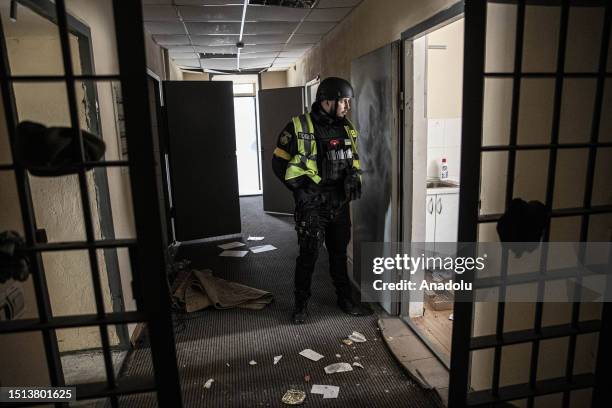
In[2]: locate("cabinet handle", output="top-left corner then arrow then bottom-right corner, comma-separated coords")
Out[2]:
428,197 -> 434,214
436,197 -> 442,214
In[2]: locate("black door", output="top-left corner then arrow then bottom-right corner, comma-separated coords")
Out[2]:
164,80 -> 241,242
259,86 -> 305,215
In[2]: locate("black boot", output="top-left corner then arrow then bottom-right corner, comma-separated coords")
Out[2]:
292,298 -> 309,324
337,297 -> 372,316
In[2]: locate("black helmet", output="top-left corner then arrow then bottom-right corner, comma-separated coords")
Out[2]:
316,77 -> 354,101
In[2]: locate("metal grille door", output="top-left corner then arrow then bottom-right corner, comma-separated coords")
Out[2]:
450,1 -> 611,407
0,0 -> 182,405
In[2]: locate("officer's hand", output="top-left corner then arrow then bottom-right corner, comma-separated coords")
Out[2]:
344,170 -> 362,201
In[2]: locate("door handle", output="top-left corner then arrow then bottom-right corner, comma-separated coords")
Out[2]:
436,197 -> 442,214
428,197 -> 434,214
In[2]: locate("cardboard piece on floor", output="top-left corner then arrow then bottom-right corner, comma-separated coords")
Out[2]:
311,384 -> 339,399
250,244 -> 277,253
218,241 -> 245,250
299,349 -> 324,361
219,250 -> 248,257
247,236 -> 265,241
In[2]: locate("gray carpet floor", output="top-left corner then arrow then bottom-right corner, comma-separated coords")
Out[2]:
117,196 -> 444,407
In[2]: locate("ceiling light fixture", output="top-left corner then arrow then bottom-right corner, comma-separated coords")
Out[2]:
9,0 -> 17,23
236,0 -> 249,71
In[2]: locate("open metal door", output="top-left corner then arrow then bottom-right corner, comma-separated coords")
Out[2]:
350,42 -> 401,315
164,80 -> 241,242
449,1 -> 612,407
0,0 -> 182,405
259,86 -> 304,215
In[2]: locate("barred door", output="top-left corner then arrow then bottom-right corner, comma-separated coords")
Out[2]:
0,0 -> 182,405
450,1 -> 611,407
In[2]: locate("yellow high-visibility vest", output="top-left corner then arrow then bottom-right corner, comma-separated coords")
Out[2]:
276,113 -> 360,184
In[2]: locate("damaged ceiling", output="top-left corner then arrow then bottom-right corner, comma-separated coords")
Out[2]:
142,0 -> 363,73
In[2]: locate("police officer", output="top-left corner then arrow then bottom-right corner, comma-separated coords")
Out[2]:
271,77 -> 371,324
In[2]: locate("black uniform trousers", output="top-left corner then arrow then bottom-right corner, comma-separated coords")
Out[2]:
294,202 -> 352,302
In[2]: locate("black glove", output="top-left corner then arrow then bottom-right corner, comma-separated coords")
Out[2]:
344,168 -> 362,201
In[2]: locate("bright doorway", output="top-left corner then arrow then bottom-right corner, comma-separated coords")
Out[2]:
212,74 -> 262,196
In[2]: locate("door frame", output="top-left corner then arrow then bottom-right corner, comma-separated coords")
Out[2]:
399,1 -> 465,369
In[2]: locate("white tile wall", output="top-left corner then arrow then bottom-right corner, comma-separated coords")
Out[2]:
427,117 -> 462,182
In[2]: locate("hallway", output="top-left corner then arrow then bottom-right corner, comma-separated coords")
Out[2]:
118,196 -> 443,407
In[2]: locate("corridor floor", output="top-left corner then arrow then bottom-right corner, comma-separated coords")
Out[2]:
117,196 -> 444,408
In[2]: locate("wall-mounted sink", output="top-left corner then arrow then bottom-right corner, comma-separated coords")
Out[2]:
427,180 -> 459,189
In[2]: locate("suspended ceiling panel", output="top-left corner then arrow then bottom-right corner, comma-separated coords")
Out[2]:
242,44 -> 286,52
199,59 -> 239,70
145,21 -> 187,35
144,0 -> 363,72
246,6 -> 309,22
185,22 -> 241,35
179,6 -> 245,21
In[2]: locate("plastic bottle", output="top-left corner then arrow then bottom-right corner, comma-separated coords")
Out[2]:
440,158 -> 448,180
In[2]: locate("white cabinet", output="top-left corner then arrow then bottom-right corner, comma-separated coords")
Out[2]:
425,191 -> 459,247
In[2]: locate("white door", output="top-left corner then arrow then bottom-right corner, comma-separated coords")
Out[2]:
426,195 -> 436,242
434,193 -> 459,243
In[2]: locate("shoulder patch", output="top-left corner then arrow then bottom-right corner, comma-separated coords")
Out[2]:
280,130 -> 291,146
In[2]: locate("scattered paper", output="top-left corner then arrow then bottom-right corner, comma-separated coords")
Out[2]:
204,378 -> 214,389
342,339 -> 353,346
449,313 -> 454,321
335,354 -> 341,358
353,356 -> 360,360
249,360 -> 257,365
218,241 -> 246,250
250,244 -> 277,253
226,363 -> 230,367
282,389 -> 306,405
219,250 -> 248,257
299,349 -> 324,361
352,362 -> 364,369
311,384 -> 340,399
247,236 -> 265,241
348,331 -> 367,343
324,362 -> 353,374
274,355 -> 283,365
